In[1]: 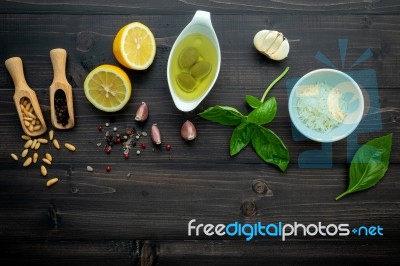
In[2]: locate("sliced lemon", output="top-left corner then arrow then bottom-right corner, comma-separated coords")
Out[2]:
113,22 -> 156,70
84,64 -> 132,112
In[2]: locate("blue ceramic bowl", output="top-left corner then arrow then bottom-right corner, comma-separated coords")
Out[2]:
288,69 -> 364,142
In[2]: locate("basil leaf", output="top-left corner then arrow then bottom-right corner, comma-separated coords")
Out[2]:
245,95 -> 262,109
198,106 -> 245,126
247,97 -> 277,125
336,134 -> 393,200
230,122 -> 255,156
251,125 -> 290,171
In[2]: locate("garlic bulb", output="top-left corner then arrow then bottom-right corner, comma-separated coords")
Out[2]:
253,30 -> 290,61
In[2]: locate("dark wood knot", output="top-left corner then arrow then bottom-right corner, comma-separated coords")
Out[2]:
241,201 -> 257,217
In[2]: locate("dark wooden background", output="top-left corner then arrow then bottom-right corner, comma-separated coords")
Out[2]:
0,0 -> 399,265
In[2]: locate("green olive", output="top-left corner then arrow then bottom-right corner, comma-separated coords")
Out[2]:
190,61 -> 211,79
179,47 -> 199,69
176,72 -> 197,92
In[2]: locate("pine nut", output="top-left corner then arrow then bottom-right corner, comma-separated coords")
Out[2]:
24,120 -> 30,127
25,102 -> 31,110
45,153 -> 53,162
28,124 -> 34,132
46,178 -> 58,187
37,138 -> 48,144
23,157 -> 32,167
23,117 -> 33,121
42,158 -> 52,165
27,112 -> 36,119
64,143 -> 76,152
24,139 -> 33,149
40,165 -> 47,176
21,135 -> 31,140
33,125 -> 42,131
34,142 -> 41,150
53,139 -> 60,150
49,130 -> 54,141
22,99 -> 28,106
31,139 -> 38,149
33,152 -> 39,163
21,148 -> 29,158
11,153 -> 18,161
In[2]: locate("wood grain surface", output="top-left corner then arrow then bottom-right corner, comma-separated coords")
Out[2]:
0,0 -> 399,265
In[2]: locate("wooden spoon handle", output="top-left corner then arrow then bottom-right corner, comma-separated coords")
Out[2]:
5,57 -> 29,91
50,48 -> 68,83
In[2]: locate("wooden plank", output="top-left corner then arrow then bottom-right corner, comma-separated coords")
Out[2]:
1,0 -> 400,15
0,239 -> 398,265
0,163 -> 398,240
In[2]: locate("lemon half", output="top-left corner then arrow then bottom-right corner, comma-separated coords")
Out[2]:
84,64 -> 132,112
113,22 -> 156,70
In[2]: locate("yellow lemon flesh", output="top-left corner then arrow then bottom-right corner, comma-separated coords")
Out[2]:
84,65 -> 132,112
113,22 -> 156,70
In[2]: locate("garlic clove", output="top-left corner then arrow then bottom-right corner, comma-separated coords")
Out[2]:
135,102 -> 149,122
181,120 -> 197,141
253,30 -> 270,52
266,32 -> 284,55
151,124 -> 162,145
260,31 -> 279,53
270,39 -> 290,61
253,29 -> 289,61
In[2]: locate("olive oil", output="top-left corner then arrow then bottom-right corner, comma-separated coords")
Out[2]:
169,33 -> 218,101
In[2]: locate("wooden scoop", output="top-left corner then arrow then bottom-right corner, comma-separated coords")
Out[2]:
5,57 -> 47,137
49,48 -> 74,129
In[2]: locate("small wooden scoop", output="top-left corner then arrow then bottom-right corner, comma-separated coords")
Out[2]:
49,48 -> 74,129
5,57 -> 47,137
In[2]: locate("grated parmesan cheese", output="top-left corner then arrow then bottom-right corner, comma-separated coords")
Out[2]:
296,82 -> 347,133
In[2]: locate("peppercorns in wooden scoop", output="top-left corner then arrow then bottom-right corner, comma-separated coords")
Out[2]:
5,57 -> 47,137
49,48 -> 75,129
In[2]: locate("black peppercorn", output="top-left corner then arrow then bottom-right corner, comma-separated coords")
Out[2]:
54,89 -> 69,126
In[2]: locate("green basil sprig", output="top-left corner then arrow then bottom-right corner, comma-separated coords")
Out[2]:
336,133 -> 393,200
199,67 -> 290,171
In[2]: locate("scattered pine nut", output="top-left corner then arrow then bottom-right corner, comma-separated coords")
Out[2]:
24,139 -> 33,149
31,139 -> 38,149
45,153 -> 53,162
46,178 -> 58,187
42,158 -> 52,165
21,149 -> 29,158
34,142 -> 41,150
49,130 -> 54,141
21,135 -> 31,140
53,139 -> 60,150
86,166 -> 94,172
37,138 -> 48,144
33,152 -> 39,163
23,157 -> 33,167
40,165 -> 47,176
64,143 -> 76,152
11,153 -> 18,161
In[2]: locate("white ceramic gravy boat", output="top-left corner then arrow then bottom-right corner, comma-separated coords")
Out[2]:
167,10 -> 221,112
